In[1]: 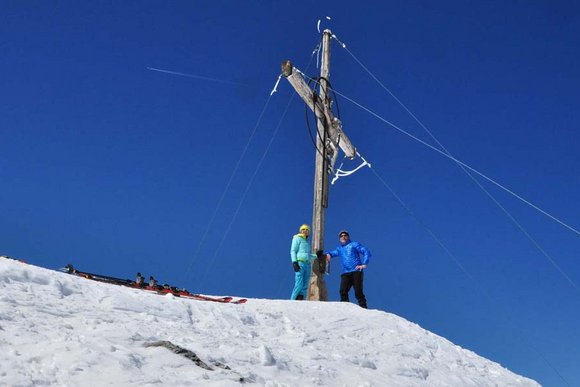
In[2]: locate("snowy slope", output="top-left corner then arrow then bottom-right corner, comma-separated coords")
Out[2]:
0,258 -> 539,387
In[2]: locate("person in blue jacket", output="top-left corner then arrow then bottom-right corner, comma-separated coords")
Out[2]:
325,230 -> 371,308
290,224 -> 315,300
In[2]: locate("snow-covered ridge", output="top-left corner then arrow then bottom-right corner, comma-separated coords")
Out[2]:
0,258 -> 539,386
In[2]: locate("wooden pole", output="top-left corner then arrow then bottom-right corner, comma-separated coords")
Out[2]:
307,29 -> 333,301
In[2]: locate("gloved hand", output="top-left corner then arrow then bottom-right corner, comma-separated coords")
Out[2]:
316,250 -> 324,258
293,261 -> 300,272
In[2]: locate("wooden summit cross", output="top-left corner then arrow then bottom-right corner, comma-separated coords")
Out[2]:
282,29 -> 357,301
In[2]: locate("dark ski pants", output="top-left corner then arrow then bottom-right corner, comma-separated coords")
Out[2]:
340,271 -> 367,308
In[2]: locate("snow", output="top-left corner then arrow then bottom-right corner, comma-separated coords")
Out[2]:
0,258 -> 539,387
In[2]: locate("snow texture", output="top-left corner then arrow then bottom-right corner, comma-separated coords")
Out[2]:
0,258 -> 539,386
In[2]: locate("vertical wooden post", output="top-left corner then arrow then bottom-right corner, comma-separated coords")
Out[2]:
307,29 -> 332,301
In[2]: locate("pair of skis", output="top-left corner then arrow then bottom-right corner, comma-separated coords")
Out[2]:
62,265 -> 247,304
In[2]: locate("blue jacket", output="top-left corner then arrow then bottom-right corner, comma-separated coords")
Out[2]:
326,239 -> 371,274
290,234 -> 314,263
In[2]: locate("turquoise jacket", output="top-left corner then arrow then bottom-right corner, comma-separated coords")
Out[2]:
290,234 -> 314,263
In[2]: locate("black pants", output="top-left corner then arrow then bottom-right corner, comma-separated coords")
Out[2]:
340,271 -> 367,308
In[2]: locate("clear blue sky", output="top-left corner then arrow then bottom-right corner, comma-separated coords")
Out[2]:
2,2 -> 579,385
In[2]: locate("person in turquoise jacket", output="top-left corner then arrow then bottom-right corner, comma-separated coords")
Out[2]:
290,224 -> 315,300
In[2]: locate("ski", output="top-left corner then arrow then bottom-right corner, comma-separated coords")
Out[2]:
181,293 -> 247,304
186,294 -> 233,303
62,264 -> 247,305
62,264 -> 135,286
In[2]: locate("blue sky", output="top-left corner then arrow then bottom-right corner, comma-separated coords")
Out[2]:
1,1 -> 579,385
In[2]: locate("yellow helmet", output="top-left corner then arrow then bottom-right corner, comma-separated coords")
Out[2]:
299,224 -> 310,232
